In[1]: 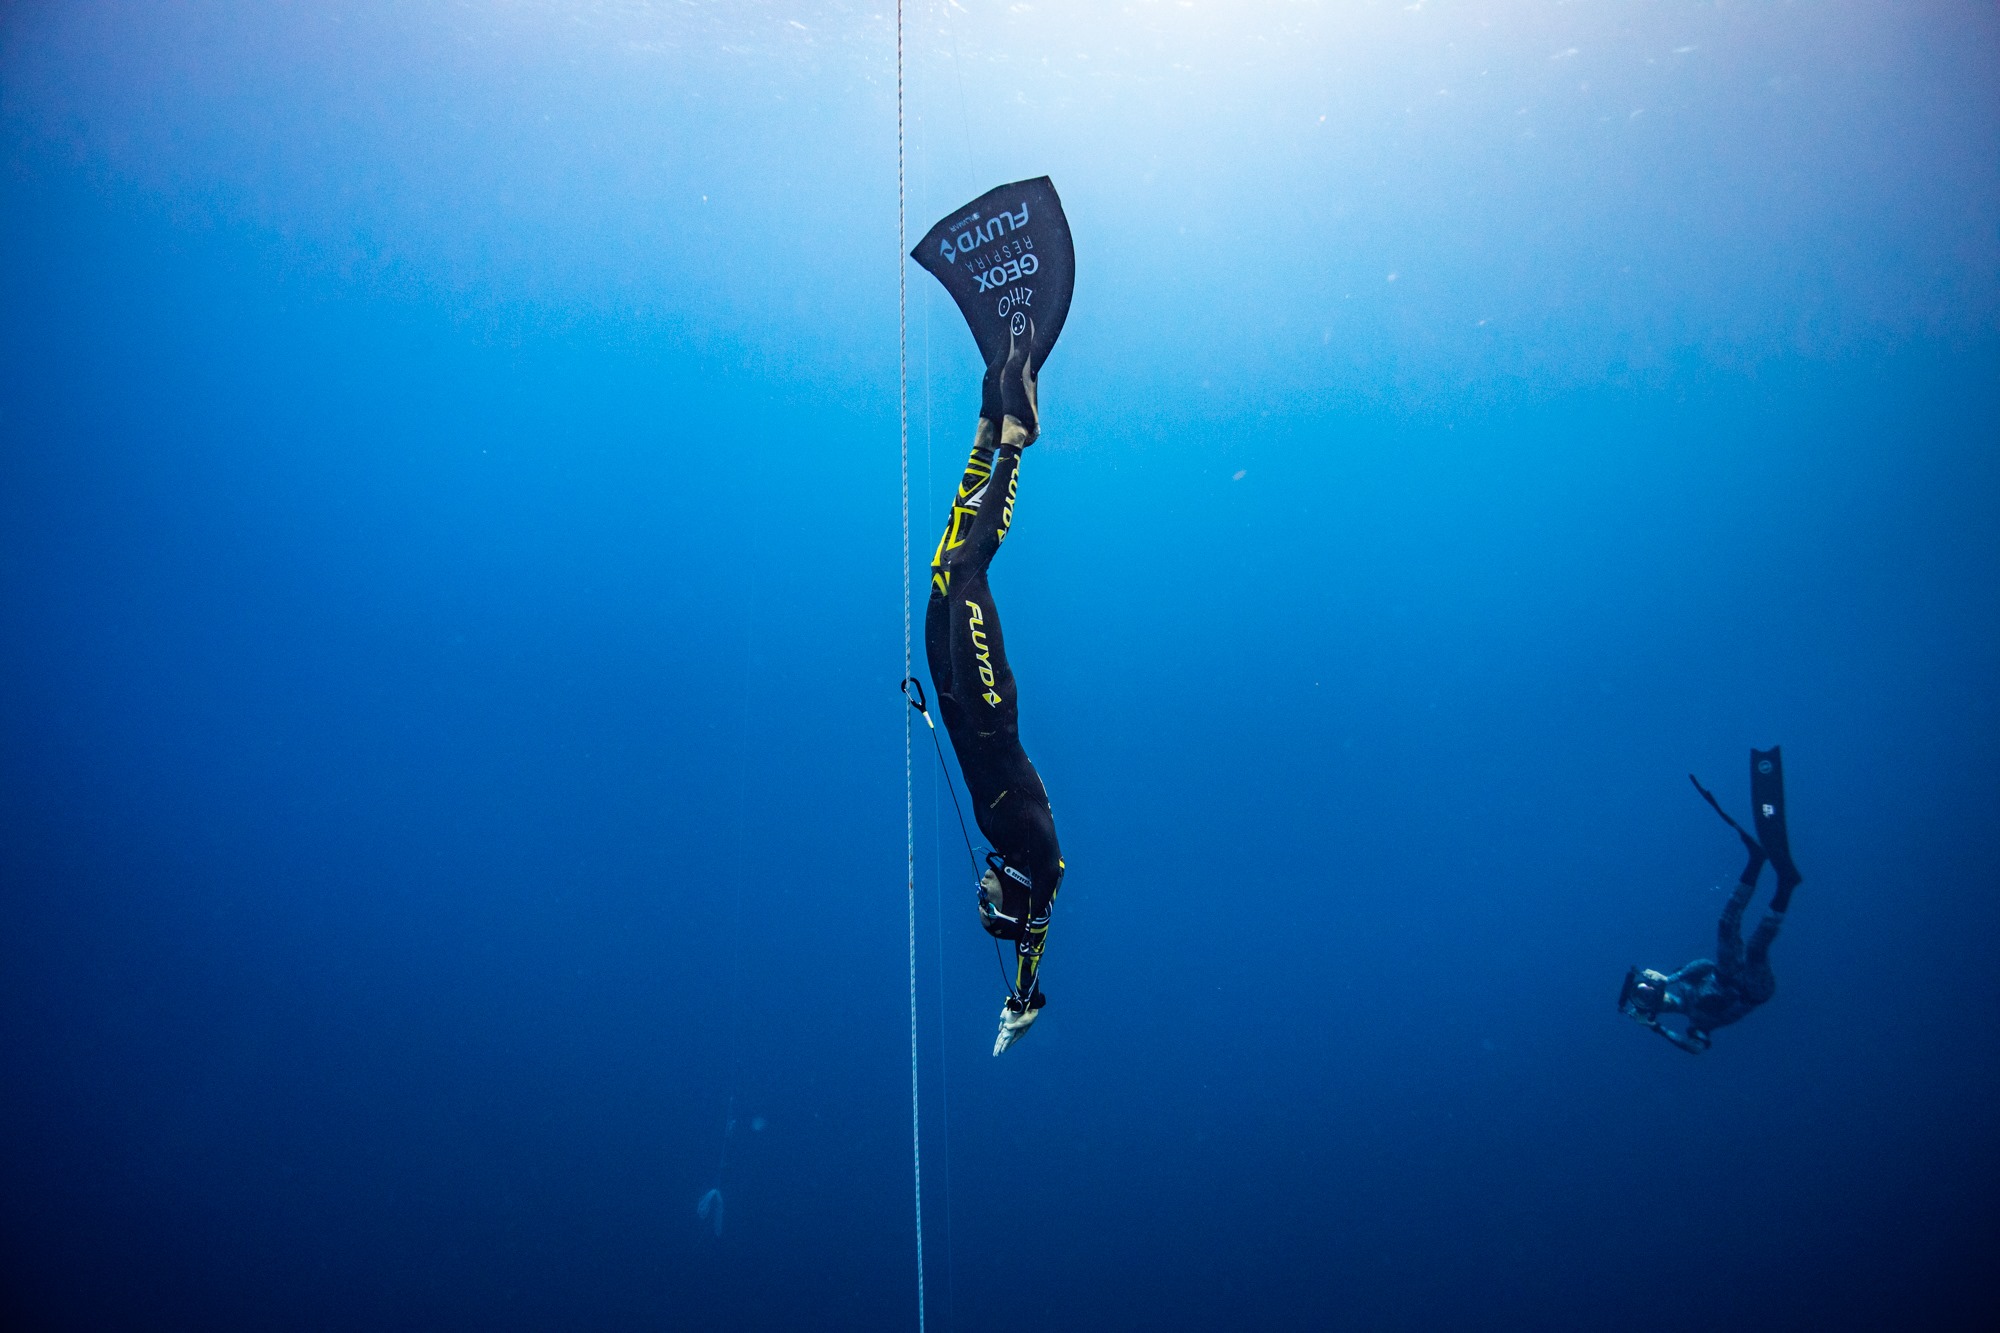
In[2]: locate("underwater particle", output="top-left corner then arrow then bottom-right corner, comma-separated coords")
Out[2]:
751,1116 -> 766,1132
1231,470 -> 1246,481
697,1188 -> 724,1237
1386,271 -> 1398,282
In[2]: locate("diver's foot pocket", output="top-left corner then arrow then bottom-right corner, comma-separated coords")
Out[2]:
980,338 -> 1006,426
999,324 -> 1039,447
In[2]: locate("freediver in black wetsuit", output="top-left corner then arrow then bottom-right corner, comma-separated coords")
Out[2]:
908,176 -> 1076,1055
925,331 -> 1063,1056
1620,747 -> 1805,1053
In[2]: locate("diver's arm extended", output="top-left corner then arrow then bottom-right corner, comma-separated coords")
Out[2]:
991,902 -> 1053,1055
1646,1019 -> 1711,1055
1671,960 -> 1717,988
1010,915 -> 1048,1004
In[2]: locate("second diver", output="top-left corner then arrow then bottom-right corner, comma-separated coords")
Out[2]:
1620,746 -> 1805,1053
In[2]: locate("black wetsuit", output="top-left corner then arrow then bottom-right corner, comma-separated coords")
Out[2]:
1648,846 -> 1795,1053
924,417 -> 1063,1005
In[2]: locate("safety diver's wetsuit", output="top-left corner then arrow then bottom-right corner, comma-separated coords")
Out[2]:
924,344 -> 1063,1017
1641,839 -> 1796,1053
1623,748 -> 1804,1053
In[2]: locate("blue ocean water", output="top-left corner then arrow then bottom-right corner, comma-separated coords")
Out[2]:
3,3 -> 1996,1329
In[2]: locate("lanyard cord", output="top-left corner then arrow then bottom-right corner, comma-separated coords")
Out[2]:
904,680 -> 1013,1001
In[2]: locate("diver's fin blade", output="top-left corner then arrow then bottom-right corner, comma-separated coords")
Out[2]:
1689,772 -> 1759,848
912,177 -> 1076,372
1749,746 -> 1802,889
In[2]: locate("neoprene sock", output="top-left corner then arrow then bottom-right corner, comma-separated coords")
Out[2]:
999,329 -> 1037,446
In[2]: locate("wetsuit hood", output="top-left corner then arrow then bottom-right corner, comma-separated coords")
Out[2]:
977,863 -> 1028,940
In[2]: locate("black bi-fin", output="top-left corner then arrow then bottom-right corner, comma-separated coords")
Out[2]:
913,177 -> 1076,372
1690,747 -> 1804,894
1750,746 -> 1802,891
1688,772 -> 1755,846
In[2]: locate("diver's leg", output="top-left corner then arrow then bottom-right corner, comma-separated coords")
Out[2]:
928,423 -> 997,597
924,578 -> 959,734
935,444 -> 1026,746
1745,910 -> 1785,972
1736,908 -> 1783,1009
1717,876 -> 1756,975
932,436 -> 1021,600
1715,835 -> 1765,964
928,328 -> 1034,621
924,336 -> 1042,823
926,371 -> 1005,740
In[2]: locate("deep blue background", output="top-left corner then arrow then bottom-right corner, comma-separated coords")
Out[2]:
4,4 -> 1998,1330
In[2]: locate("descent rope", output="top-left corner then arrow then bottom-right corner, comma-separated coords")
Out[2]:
897,4 -> 927,1329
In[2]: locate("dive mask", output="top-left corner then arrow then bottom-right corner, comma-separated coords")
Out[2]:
1618,967 -> 1672,1020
